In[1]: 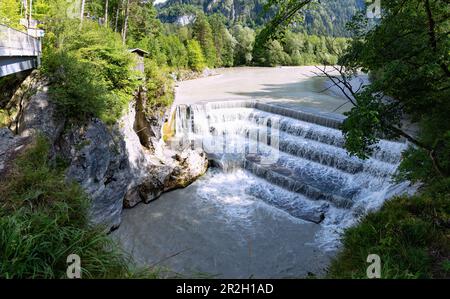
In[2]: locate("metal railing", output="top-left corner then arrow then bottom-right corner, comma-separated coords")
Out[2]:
0,24 -> 41,57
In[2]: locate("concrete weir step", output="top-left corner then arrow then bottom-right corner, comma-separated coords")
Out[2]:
254,102 -> 345,129
244,155 -> 354,209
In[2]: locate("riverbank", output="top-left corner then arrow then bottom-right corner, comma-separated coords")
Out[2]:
174,66 -> 356,114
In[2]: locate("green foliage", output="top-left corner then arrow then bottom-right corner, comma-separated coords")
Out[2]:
341,88 -> 398,159
186,39 -> 206,71
208,14 -> 236,67
126,1 -> 162,44
0,136 -> 158,278
43,51 -> 109,121
232,25 -> 256,65
265,40 -> 290,66
42,21 -> 139,124
144,59 -> 175,108
158,0 -> 364,35
162,35 -> 189,69
192,13 -> 217,68
327,184 -> 450,279
0,0 -> 21,29
339,0 -> 450,180
254,32 -> 348,66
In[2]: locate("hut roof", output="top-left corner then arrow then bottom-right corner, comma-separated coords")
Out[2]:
128,48 -> 149,56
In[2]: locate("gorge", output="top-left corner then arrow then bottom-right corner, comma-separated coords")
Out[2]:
112,67 -> 414,278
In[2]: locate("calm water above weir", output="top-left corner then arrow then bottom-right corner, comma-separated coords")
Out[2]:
112,67 -> 411,278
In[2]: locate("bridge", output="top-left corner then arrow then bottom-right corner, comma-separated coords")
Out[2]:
0,24 -> 42,77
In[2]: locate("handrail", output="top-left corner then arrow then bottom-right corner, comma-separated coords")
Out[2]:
0,24 -> 42,57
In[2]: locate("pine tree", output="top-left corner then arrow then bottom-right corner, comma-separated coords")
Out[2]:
186,39 -> 206,71
192,13 -> 217,68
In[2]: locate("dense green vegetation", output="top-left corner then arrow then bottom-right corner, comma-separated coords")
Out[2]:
332,0 -> 450,277
0,136 -> 157,278
2,0 -> 353,74
0,0 -> 22,29
42,21 -> 139,123
328,182 -> 450,278
259,0 -> 450,278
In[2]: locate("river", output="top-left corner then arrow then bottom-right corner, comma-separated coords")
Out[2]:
112,67 -> 411,278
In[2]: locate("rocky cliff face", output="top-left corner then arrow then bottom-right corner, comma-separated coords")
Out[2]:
0,71 -> 208,231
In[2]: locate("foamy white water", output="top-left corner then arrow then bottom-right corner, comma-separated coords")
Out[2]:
170,99 -> 413,251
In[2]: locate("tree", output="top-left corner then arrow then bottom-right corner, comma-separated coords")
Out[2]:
186,39 -> 206,71
104,0 -> 109,27
163,35 -> 188,69
321,0 -> 450,180
253,0 -> 312,64
80,0 -> 86,29
0,0 -> 22,28
257,0 -> 449,181
126,0 -> 161,44
265,40 -> 290,66
232,25 -> 255,65
121,0 -> 130,44
208,13 -> 236,67
192,13 -> 217,68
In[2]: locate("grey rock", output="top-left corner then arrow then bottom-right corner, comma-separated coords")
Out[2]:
60,119 -> 130,230
0,128 -> 30,177
2,71 -> 209,231
122,102 -> 208,208
16,86 -> 64,143
6,70 -> 64,142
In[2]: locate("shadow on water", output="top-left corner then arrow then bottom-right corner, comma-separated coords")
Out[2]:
229,77 -> 354,114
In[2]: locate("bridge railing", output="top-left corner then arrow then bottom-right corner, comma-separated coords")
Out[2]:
0,24 -> 41,57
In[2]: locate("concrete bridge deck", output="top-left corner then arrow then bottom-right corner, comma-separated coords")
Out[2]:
0,24 -> 42,77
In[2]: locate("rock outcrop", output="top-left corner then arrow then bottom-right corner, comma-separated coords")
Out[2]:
0,128 -> 30,177
0,70 -> 208,231
58,119 -> 130,229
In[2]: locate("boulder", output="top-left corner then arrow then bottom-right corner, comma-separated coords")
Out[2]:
164,148 -> 208,191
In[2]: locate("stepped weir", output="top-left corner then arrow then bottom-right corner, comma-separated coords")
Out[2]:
172,100 -> 410,227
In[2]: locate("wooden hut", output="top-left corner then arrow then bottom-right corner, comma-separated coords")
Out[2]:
128,48 -> 148,74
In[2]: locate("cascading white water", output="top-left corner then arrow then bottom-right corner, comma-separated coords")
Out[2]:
171,100 -> 412,250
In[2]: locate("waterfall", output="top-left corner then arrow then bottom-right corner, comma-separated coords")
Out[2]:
172,100 -> 412,250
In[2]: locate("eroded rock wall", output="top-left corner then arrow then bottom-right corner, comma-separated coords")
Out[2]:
0,70 -> 208,231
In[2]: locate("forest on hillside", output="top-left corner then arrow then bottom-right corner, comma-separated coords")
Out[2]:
0,0 -> 354,71
157,0 -> 365,36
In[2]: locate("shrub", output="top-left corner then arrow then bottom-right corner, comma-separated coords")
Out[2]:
42,21 -> 139,124
327,185 -> 450,279
144,59 -> 174,109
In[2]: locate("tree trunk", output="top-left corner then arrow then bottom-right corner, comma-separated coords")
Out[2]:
105,0 -> 109,27
29,0 -> 33,28
122,0 -> 130,45
114,5 -> 119,32
23,0 -> 28,26
80,0 -> 86,29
